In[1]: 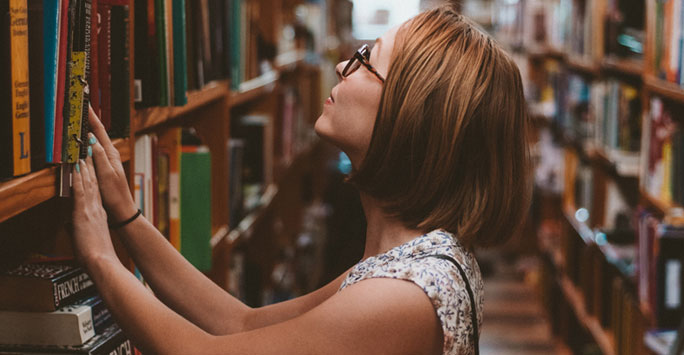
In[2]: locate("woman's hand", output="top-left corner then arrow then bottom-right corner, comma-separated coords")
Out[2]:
71,157 -> 118,264
87,106 -> 138,223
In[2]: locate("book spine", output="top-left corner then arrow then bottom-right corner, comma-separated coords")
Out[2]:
155,0 -> 168,106
98,2 -> 111,131
53,0 -> 69,163
10,0 -> 31,176
172,0 -> 187,106
0,305 -> 96,346
51,270 -> 95,309
88,0 -> 99,117
43,0 -> 60,163
28,0 -> 45,171
109,4 -> 129,137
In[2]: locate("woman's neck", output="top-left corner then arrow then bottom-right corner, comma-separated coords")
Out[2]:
359,192 -> 426,259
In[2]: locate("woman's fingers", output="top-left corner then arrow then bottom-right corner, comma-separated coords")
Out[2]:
88,105 -> 119,162
86,156 -> 102,205
72,162 -> 85,210
90,133 -> 116,177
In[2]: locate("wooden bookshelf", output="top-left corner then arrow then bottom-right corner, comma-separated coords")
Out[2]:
133,80 -> 230,134
640,189 -> 682,215
229,71 -> 279,108
644,75 -> 684,103
601,57 -> 644,77
0,138 -> 130,224
559,275 -> 616,355
566,56 -> 601,76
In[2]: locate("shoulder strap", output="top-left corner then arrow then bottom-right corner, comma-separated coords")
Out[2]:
427,254 -> 480,355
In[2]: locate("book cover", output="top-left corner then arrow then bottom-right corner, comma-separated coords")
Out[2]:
0,323 -> 132,355
155,0 -> 168,106
180,145 -> 212,271
97,1 -> 111,131
88,0 -> 99,117
52,0 -> 70,163
28,0 -> 45,172
172,0 -> 187,105
43,0 -> 61,163
0,0 -> 32,178
157,128 -> 181,250
655,224 -> 684,327
109,3 -> 129,138
63,0 -> 92,164
0,295 -> 112,346
0,262 -> 95,312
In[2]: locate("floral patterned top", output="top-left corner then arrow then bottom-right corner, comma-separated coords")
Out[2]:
338,229 -> 483,355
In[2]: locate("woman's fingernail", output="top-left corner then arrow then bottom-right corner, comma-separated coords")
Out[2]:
75,162 -> 80,173
87,146 -> 93,157
89,135 -> 97,145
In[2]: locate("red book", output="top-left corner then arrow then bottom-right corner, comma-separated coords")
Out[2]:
53,0 -> 70,163
97,1 -> 111,130
89,0 -> 99,117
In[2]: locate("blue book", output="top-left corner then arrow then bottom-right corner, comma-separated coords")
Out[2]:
43,0 -> 60,163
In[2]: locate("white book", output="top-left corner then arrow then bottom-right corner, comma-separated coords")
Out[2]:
0,303 -> 95,346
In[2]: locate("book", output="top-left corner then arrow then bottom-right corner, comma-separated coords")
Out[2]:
52,0 -> 70,163
63,0 -> 92,164
655,223 -> 684,328
43,0 -> 62,163
157,128 -> 181,250
97,0 -> 111,131
0,296 -> 112,346
180,145 -> 212,271
172,0 -> 187,106
0,323 -> 132,355
1,0 -> 32,178
0,262 -> 95,312
108,2 -> 129,138
28,0 -> 45,171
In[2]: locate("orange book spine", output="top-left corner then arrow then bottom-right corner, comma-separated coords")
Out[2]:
10,0 -> 31,175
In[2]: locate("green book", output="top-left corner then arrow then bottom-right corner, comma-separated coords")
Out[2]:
155,0 -> 168,106
180,146 -> 212,271
172,0 -> 188,106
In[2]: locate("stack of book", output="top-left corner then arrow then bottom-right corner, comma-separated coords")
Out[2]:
0,260 -> 133,354
0,0 -> 130,180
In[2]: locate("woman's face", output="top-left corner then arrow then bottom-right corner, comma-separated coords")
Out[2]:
314,26 -> 398,168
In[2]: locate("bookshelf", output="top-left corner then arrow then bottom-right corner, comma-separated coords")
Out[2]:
482,0 -> 684,351
1,0 -> 344,322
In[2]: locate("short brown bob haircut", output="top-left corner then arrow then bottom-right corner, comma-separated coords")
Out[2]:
348,5 -> 532,247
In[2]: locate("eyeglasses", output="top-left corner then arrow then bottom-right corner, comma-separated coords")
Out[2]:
341,44 -> 385,83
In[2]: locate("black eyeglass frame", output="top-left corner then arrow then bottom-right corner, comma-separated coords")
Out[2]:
341,44 -> 385,83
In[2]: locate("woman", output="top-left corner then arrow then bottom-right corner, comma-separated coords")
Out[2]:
72,5 -> 530,354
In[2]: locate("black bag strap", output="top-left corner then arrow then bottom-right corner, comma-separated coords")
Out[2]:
425,254 -> 480,355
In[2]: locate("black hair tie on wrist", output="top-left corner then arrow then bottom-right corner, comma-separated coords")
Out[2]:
109,209 -> 142,229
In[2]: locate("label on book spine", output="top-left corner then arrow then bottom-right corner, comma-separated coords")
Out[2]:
51,272 -> 94,308
10,0 -> 31,175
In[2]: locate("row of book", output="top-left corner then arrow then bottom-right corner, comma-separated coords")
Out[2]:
493,0 -> 643,61
134,0 -> 273,108
1,0 -> 130,179
539,62 -> 642,167
134,129 -> 212,272
641,97 -> 684,207
637,209 -> 684,329
653,0 -> 684,86
0,260 -> 135,354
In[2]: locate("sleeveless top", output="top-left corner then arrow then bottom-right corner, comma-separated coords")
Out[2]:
338,229 -> 484,355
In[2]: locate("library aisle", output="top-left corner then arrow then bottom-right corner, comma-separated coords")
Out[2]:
478,251 -> 571,355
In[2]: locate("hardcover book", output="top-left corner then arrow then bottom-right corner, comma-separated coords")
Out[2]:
0,324 -> 132,355
0,296 -> 112,346
1,0 -> 32,178
0,262 -> 95,312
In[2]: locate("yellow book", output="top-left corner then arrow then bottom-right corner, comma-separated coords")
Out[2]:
10,0 -> 31,175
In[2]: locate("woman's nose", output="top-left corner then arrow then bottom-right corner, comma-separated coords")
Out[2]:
335,61 -> 348,81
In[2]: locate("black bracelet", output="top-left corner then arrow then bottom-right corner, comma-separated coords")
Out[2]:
109,209 -> 142,229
